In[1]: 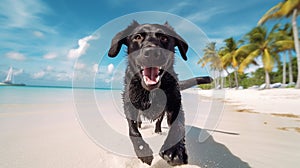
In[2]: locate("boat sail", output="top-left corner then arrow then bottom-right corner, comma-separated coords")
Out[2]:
0,67 -> 25,86
3,66 -> 13,84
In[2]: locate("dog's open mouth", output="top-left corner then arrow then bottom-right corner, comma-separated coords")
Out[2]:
141,66 -> 163,86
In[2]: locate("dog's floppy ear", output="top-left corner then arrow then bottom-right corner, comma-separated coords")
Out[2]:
108,20 -> 140,57
164,22 -> 188,61
175,37 -> 188,61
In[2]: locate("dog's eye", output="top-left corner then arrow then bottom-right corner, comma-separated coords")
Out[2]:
133,34 -> 143,41
160,35 -> 168,43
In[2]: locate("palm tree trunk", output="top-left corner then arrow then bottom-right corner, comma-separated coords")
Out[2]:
233,69 -> 239,89
220,70 -> 224,89
265,70 -> 271,89
288,50 -> 294,84
214,70 -> 218,89
291,9 -> 300,89
282,52 -> 287,84
224,69 -> 232,88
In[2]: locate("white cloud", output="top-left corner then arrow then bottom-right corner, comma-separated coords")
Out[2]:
93,64 -> 99,73
0,0 -> 53,33
13,69 -> 24,76
56,72 -> 73,81
95,64 -> 124,86
45,66 -> 54,71
74,62 -> 86,70
33,31 -> 44,38
186,7 -> 227,23
105,78 -> 113,83
5,52 -> 26,61
67,35 -> 96,59
244,58 -> 263,74
32,71 -> 45,79
167,2 -> 190,13
210,25 -> 251,39
107,64 -> 114,74
207,38 -> 225,48
43,52 -> 57,59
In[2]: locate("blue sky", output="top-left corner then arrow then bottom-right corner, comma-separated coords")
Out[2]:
0,0 -> 287,87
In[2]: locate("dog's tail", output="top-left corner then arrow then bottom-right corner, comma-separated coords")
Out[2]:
179,76 -> 213,91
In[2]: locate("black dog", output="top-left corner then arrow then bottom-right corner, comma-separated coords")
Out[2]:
108,21 -> 212,166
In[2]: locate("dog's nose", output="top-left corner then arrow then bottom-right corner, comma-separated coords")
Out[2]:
137,47 -> 168,67
143,47 -> 161,58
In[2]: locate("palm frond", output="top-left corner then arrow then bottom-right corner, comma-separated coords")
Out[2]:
234,44 -> 258,57
280,0 -> 300,17
262,49 -> 274,72
258,2 -> 284,25
258,0 -> 300,25
238,49 -> 261,73
274,40 -> 295,51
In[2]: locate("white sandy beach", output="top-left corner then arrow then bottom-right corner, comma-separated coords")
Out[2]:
196,88 -> 300,115
0,87 -> 300,168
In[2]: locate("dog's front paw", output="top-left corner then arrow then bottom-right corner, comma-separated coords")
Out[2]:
131,138 -> 154,165
159,139 -> 188,166
138,155 -> 154,165
136,143 -> 154,165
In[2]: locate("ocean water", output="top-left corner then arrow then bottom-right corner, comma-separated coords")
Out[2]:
0,86 -> 118,113
0,86 -> 117,103
0,86 -> 73,104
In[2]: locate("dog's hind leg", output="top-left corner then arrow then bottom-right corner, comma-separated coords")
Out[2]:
155,111 -> 165,134
153,76 -> 213,135
137,111 -> 142,128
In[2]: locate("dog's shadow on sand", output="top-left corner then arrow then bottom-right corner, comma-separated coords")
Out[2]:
152,125 -> 250,168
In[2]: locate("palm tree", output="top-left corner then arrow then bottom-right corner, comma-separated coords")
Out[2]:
236,26 -> 280,89
219,37 -> 244,89
198,42 -> 223,89
273,23 -> 295,85
258,0 -> 300,88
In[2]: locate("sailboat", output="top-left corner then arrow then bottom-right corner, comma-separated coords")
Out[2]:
0,67 -> 26,86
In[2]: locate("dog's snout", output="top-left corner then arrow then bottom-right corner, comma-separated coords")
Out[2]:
143,47 -> 161,58
137,47 -> 168,68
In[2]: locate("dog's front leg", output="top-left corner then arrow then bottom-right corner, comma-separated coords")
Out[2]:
124,103 -> 153,165
159,109 -> 188,166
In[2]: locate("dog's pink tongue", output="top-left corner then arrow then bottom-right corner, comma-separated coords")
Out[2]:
143,67 -> 159,85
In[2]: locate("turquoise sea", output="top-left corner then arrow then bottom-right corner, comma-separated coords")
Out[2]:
0,86 -> 123,114
0,86 -> 117,102
0,86 -> 72,104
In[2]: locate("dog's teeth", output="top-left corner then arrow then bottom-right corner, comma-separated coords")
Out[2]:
156,76 -> 160,82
